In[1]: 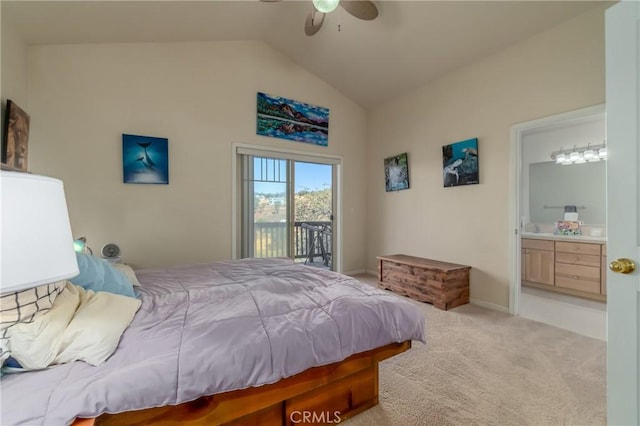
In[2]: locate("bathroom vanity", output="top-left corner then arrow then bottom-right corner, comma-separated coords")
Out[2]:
521,233 -> 606,301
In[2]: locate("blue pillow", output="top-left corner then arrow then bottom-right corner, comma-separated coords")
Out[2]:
69,253 -> 137,299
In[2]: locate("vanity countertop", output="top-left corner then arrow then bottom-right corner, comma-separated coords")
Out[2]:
520,232 -> 606,243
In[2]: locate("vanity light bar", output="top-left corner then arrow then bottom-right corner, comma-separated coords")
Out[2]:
551,142 -> 607,165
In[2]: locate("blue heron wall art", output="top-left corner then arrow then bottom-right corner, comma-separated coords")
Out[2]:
122,134 -> 169,184
442,138 -> 479,187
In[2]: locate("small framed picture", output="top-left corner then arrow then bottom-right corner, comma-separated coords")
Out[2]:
2,100 -> 30,171
384,152 -> 410,192
122,134 -> 169,184
442,138 -> 479,187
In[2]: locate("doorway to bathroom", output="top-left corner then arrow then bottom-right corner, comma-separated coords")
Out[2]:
510,104 -> 607,340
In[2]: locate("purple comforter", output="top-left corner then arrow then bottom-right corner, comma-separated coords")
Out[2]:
1,258 -> 425,425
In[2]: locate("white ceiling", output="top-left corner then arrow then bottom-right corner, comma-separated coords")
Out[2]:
2,0 -> 608,109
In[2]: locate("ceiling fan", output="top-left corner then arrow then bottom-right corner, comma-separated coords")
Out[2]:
261,0 -> 379,36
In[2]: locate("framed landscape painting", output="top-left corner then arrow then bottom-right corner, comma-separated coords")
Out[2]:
384,152 -> 410,192
256,92 -> 329,147
122,134 -> 169,184
442,138 -> 479,187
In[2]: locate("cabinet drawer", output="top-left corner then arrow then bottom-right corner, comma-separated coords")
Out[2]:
555,241 -> 601,256
522,239 -> 554,251
555,252 -> 601,267
555,263 -> 600,293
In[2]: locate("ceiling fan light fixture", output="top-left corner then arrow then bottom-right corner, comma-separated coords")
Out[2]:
313,0 -> 340,14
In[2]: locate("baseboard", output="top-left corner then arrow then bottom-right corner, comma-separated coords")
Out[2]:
343,269 -> 367,276
470,298 -> 510,313
365,269 -> 377,276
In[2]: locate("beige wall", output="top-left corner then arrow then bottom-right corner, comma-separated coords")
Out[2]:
7,4 -> 608,309
26,41 -> 368,270
1,18 -> 29,128
366,6 -> 606,308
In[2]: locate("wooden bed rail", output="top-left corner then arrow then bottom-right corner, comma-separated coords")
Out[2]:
72,341 -> 411,426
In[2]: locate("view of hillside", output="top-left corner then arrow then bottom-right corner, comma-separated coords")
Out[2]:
254,188 -> 331,222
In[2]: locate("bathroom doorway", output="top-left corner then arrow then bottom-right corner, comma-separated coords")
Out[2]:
510,104 -> 607,340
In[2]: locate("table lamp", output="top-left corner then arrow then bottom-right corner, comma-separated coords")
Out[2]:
1,172 -> 79,294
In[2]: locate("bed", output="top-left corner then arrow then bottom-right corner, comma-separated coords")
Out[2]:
1,257 -> 425,425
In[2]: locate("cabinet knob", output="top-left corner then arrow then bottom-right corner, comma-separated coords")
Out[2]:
609,258 -> 636,274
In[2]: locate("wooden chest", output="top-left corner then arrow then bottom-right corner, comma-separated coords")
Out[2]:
377,254 -> 471,310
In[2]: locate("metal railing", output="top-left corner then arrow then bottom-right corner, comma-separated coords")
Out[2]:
253,221 -> 332,267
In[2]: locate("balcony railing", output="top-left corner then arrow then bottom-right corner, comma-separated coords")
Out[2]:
253,221 -> 332,268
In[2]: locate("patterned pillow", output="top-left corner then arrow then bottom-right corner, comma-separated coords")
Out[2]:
0,281 -> 66,368
0,281 -> 66,331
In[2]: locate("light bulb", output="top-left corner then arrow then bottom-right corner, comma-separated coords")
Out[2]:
569,151 -> 580,162
555,153 -> 567,164
313,0 -> 340,13
583,149 -> 595,159
574,156 -> 586,164
599,146 -> 607,158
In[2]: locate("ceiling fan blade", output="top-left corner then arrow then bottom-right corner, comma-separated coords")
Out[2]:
340,0 -> 378,21
304,10 -> 325,36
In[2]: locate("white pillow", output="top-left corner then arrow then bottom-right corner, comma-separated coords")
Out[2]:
6,284 -> 79,369
112,263 -> 142,287
7,283 -> 141,370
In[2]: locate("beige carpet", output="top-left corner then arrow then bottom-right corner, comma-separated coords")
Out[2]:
344,274 -> 606,426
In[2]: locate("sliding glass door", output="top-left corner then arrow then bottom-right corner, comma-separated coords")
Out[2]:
240,153 -> 335,270
293,161 -> 333,268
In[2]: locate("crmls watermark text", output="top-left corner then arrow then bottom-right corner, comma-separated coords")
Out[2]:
289,410 -> 342,424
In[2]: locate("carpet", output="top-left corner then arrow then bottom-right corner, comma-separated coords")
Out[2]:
344,275 -> 606,426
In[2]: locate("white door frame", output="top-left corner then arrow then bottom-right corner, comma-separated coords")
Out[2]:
230,143 -> 344,273
508,104 -> 605,314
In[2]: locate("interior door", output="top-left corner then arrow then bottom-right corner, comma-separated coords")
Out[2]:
606,2 -> 640,424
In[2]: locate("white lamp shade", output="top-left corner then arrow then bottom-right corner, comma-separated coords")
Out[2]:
313,0 -> 340,13
1,172 -> 79,294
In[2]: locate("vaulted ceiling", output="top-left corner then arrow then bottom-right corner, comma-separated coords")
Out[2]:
2,1 -> 608,109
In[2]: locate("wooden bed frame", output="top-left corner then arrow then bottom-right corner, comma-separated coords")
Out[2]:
72,341 -> 411,426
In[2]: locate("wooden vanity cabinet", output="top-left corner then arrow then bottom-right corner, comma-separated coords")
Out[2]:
554,242 -> 601,294
521,239 -> 555,286
521,238 -> 606,301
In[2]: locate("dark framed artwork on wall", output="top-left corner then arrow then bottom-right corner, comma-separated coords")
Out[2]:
442,138 -> 479,187
256,92 -> 329,147
384,152 -> 410,192
2,100 -> 30,171
122,134 -> 169,184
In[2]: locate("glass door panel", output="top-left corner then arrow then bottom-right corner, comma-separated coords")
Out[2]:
241,156 -> 290,258
293,161 -> 334,270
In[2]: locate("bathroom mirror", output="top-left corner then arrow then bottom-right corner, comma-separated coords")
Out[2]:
529,161 -> 605,224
